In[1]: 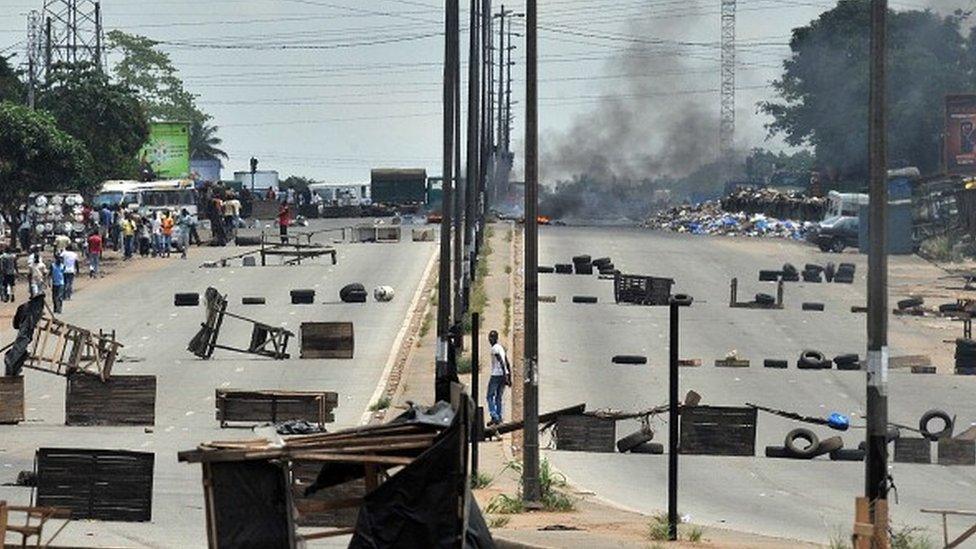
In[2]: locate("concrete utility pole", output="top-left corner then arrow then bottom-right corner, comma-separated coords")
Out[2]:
504,25 -> 514,153
436,0 -> 459,403
497,6 -> 506,163
522,0 -> 541,505
465,0 -> 481,307
865,0 -> 889,544
478,0 -> 492,257
453,11 -> 464,323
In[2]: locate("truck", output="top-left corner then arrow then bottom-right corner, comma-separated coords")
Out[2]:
370,169 -> 428,207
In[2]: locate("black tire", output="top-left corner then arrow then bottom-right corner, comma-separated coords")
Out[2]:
555,263 -> 573,274
290,289 -> 315,304
836,361 -> 862,371
802,271 -> 823,283
784,427 -> 820,458
538,266 -> 555,273
782,263 -> 798,276
804,263 -> 824,273
830,238 -> 846,253
897,297 -> 923,310
630,441 -> 664,455
812,435 -> 844,457
919,409 -> 953,441
242,296 -> 266,305
612,355 -> 647,365
755,293 -> 775,305
834,353 -> 859,365
174,292 -> 199,307
940,303 -> 961,313
758,270 -> 780,282
797,350 -> 827,369
617,429 -> 654,453
574,264 -> 594,275
572,295 -> 598,304
824,262 -> 836,282
572,255 -> 592,265
781,271 -> 800,282
829,448 -> 865,461
764,359 -> 788,369
592,257 -> 612,267
340,283 -> 367,303
765,445 -> 792,458
235,235 -> 261,246
802,302 -> 825,311
833,274 -> 854,284
818,241 -> 832,253
671,294 -> 693,307
839,262 -> 856,271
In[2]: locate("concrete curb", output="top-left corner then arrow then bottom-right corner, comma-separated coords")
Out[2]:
493,534 -> 552,549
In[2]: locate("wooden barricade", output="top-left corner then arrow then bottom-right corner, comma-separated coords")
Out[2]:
679,405 -> 757,456
300,322 -> 354,359
215,389 -> 338,428
65,375 -> 156,426
0,375 -> 25,424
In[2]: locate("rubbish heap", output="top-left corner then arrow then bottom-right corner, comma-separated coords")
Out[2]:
645,188 -> 824,239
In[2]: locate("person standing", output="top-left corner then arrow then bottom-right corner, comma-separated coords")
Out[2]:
138,217 -> 152,257
151,212 -> 163,256
486,330 -> 512,426
121,215 -> 136,260
0,247 -> 17,303
28,250 -> 46,297
50,254 -> 65,313
86,231 -> 102,278
277,202 -> 291,244
177,209 -> 192,260
61,244 -> 79,299
187,209 -> 201,246
160,210 -> 174,257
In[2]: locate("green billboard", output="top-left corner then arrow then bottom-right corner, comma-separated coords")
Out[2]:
139,121 -> 190,179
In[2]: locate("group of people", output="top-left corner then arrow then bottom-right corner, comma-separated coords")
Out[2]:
1,236 -> 90,313
122,208 -> 199,260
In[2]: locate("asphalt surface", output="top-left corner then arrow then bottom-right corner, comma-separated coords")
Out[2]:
536,226 -> 976,546
0,218 -> 435,548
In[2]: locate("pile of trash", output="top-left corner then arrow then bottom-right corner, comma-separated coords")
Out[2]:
721,187 -> 826,223
645,200 -> 810,239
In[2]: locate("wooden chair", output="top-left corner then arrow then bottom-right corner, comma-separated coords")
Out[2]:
3,504 -> 71,548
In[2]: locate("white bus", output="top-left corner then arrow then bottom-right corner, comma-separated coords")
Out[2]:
94,180 -> 199,216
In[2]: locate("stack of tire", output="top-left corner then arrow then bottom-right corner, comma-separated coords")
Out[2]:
593,257 -> 615,275
554,263 -> 573,274
572,255 -> 593,275
616,428 -> 662,454
833,263 -> 855,284
340,283 -> 368,303
766,428 -> 863,461
833,353 -> 861,371
797,349 -> 831,369
780,263 -> 799,282
801,263 -> 823,283
955,338 -> 976,375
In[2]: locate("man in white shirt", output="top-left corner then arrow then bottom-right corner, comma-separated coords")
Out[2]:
486,330 -> 511,426
60,245 -> 79,299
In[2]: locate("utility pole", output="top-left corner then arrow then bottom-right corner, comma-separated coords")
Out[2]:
436,0 -> 459,403
719,0 -> 736,180
465,0 -> 481,308
453,9 -> 464,323
864,0 -> 889,545
522,0 -> 541,505
497,5 -> 506,162
485,5 -> 495,214
25,10 -> 41,109
478,0 -> 492,260
504,26 -> 514,154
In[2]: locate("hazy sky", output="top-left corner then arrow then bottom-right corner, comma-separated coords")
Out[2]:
0,0 -> 966,183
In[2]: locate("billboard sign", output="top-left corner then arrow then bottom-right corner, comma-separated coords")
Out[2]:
946,95 -> 976,174
139,122 -> 190,179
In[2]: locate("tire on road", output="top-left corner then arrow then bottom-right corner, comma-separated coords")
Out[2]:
802,302 -> 825,311
755,293 -> 775,305
555,263 -> 573,274
758,270 -> 780,282
797,350 -> 828,370
592,257 -> 612,267
919,409 -> 953,441
617,429 -> 654,453
572,255 -> 592,265
897,297 -> 923,310
340,283 -> 367,303
763,359 -> 788,369
784,427 -> 820,458
235,235 -> 261,246
174,292 -> 200,307
811,435 -> 844,457
834,353 -> 861,370
829,448 -> 865,461
572,295 -> 598,304
765,445 -> 792,458
630,441 -> 664,455
612,355 -> 647,365
241,296 -> 266,305
538,266 -> 555,273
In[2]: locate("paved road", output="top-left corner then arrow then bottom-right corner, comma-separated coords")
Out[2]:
0,218 -> 435,548
536,226 -> 976,546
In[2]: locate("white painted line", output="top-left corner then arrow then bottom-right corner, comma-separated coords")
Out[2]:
360,249 -> 438,425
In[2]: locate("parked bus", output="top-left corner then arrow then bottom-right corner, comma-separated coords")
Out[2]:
94,180 -> 199,216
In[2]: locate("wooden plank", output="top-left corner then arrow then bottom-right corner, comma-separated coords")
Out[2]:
0,375 -> 25,424
287,453 -> 413,465
938,438 -> 976,466
894,437 -> 931,464
65,375 -> 156,426
554,415 -> 615,453
300,322 -> 354,359
680,406 -> 757,456
485,403 -> 586,436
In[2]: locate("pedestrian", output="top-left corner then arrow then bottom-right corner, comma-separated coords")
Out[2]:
151,212 -> 163,256
28,250 -> 46,297
138,217 -> 151,257
188,209 -> 201,246
86,231 -> 102,278
0,246 -> 17,303
53,231 -> 70,255
121,215 -> 136,260
177,208 -> 192,259
486,330 -> 512,426
50,254 -> 65,313
60,244 -> 79,299
277,202 -> 291,244
161,210 -> 174,257
99,204 -> 112,243
17,211 -> 31,252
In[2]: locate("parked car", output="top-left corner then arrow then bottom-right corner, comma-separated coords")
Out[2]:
807,215 -> 858,252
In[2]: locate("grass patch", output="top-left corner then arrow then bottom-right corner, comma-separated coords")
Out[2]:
486,494 -> 524,514
687,525 -> 704,543
892,526 -> 934,549
418,310 -> 433,343
368,396 -> 391,411
461,234 -> 493,334
486,515 -> 510,529
484,458 -> 575,514
471,470 -> 493,489
504,264 -> 512,274
648,513 -> 705,543
502,297 -> 511,337
457,353 -> 472,375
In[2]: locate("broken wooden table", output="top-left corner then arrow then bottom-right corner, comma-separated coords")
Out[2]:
21,311 -> 122,381
921,508 -> 976,548
188,288 -> 294,360
0,501 -> 72,549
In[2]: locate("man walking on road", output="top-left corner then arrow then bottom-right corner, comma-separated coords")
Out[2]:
486,330 -> 512,426
61,244 -> 78,299
278,202 -> 291,244
50,255 -> 65,313
87,232 -> 102,278
0,247 -> 17,303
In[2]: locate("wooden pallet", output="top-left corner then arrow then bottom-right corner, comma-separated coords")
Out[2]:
679,406 -> 757,456
24,316 -> 121,381
554,415 -> 616,453
938,438 -> 976,466
215,389 -> 338,428
65,375 -> 156,426
893,437 -> 931,464
300,322 -> 354,359
0,375 -> 25,424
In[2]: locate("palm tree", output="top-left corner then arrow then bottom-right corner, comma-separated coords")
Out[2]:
189,120 -> 228,163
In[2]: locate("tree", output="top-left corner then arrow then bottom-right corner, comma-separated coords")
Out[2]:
761,1 -> 974,180
0,55 -> 25,103
190,119 -> 228,163
0,101 -> 93,230
36,63 -> 150,180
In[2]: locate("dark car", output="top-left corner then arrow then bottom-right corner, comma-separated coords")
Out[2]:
808,216 -> 858,253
